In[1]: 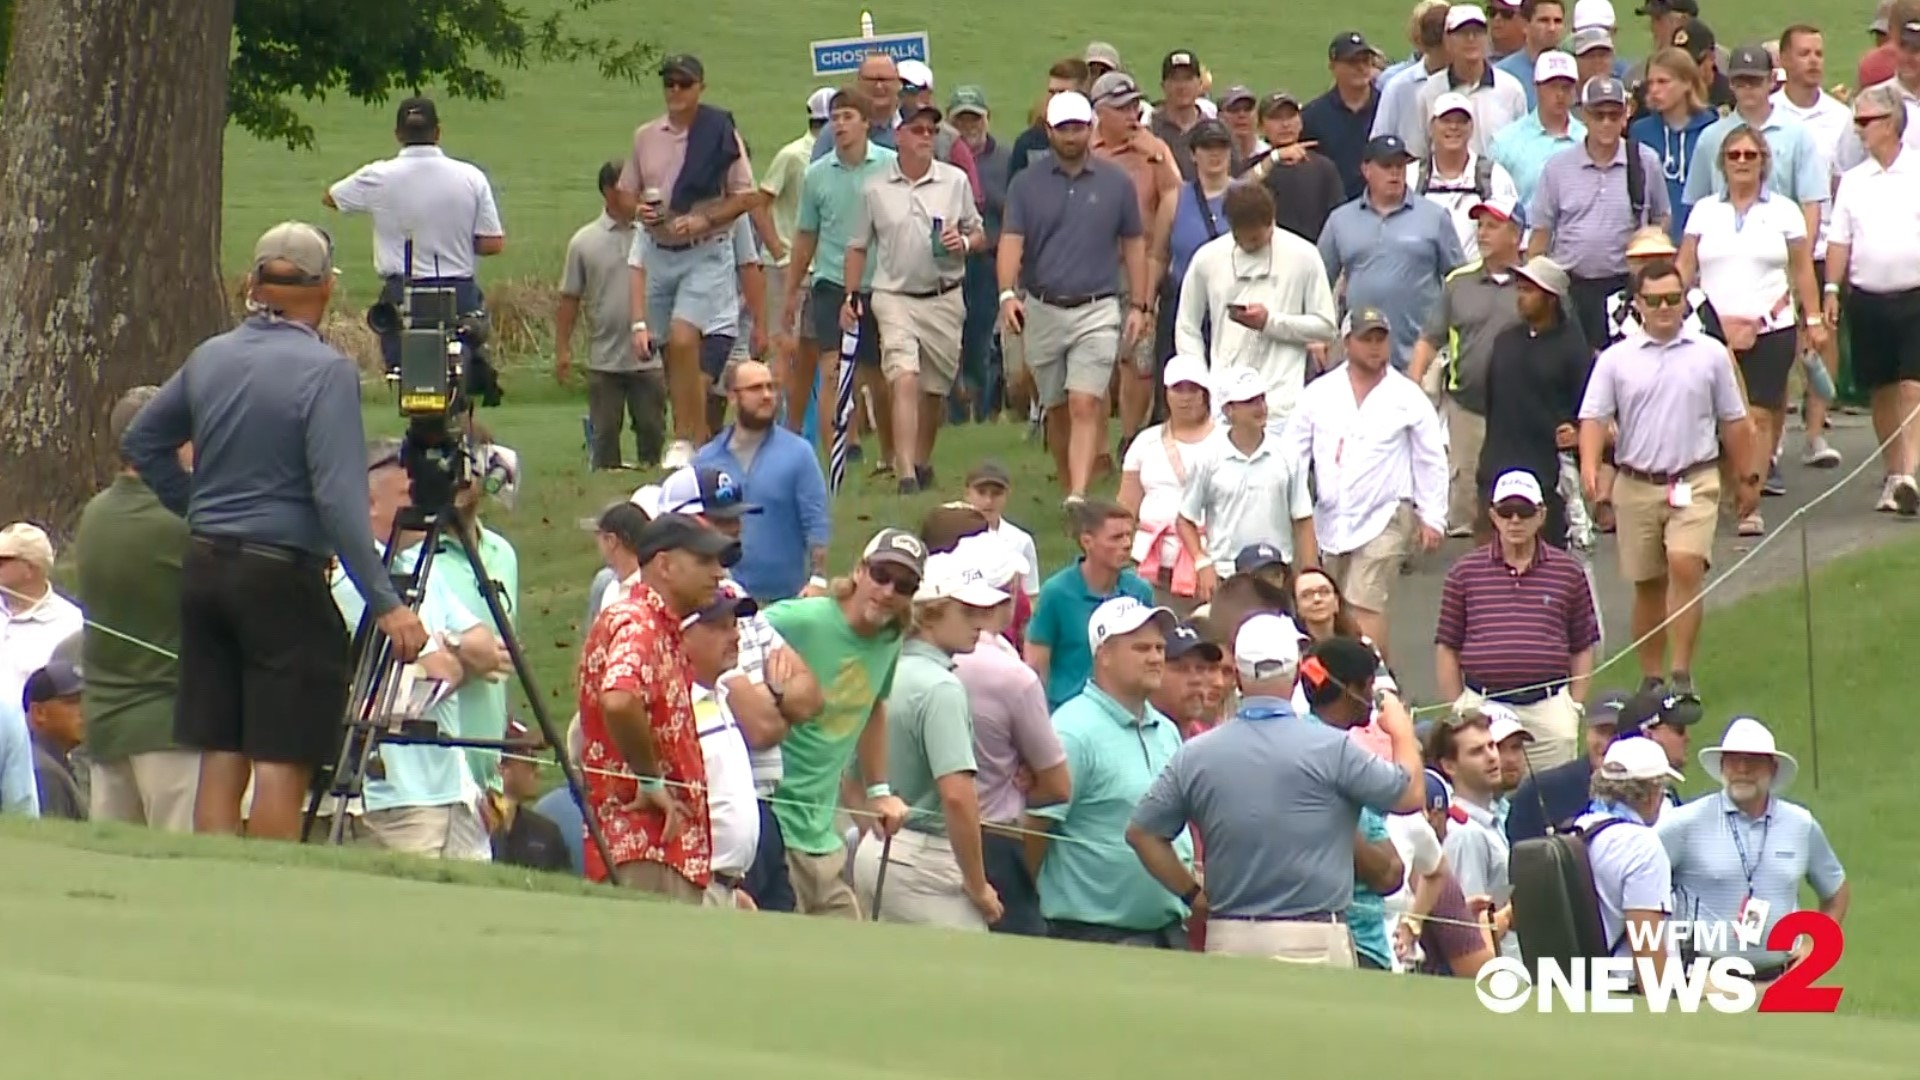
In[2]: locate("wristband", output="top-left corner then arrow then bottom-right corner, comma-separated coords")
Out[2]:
998,288 -> 1018,304
865,782 -> 893,800
638,776 -> 666,794
808,574 -> 829,590
1822,283 -> 1840,295
631,320 -> 648,333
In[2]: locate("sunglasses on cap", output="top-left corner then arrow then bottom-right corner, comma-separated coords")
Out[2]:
865,560 -> 921,595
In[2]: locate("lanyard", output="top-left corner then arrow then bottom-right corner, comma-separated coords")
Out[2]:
1726,809 -> 1771,896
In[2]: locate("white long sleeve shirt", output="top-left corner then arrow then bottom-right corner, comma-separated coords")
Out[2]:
1175,230 -> 1337,433
1278,363 -> 1448,554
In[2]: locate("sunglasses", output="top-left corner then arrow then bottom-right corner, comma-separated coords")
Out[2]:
1638,291 -> 1687,308
866,561 -> 921,595
1854,113 -> 1891,128
1493,502 -> 1540,520
663,77 -> 696,90
1724,148 -> 1764,163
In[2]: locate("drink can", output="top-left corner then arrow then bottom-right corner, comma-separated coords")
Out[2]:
930,215 -> 947,257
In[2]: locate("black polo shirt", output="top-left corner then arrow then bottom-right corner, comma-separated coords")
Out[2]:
1300,85 -> 1380,200
1255,149 -> 1348,243
1479,311 -> 1592,494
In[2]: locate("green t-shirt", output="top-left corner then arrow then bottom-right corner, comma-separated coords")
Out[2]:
763,596 -> 902,854
886,640 -> 977,838
422,527 -> 519,790
72,475 -> 189,762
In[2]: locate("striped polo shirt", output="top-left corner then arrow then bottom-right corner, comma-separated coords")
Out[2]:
1434,541 -> 1601,696
1530,139 -> 1671,279
1654,791 -> 1846,965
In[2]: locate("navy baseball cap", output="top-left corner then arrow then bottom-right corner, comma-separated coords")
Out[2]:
1166,622 -> 1225,663
1615,683 -> 1700,736
658,466 -> 761,520
1586,689 -> 1632,728
23,659 -> 83,711
1362,134 -> 1414,164
1234,542 -> 1289,575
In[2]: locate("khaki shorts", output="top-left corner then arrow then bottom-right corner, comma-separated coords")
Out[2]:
1455,688 -> 1581,772
1206,917 -> 1357,966
786,844 -> 862,919
89,749 -> 200,832
1323,503 -> 1413,614
613,859 -> 704,904
1611,469 -> 1719,583
362,801 -> 491,861
851,828 -> 988,931
1114,291 -> 1153,377
1024,296 -> 1121,408
870,287 -> 966,394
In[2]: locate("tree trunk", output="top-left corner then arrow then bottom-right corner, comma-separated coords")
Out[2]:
0,0 -> 233,536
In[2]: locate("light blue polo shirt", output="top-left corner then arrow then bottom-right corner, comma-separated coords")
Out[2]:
1680,110 -> 1829,209
796,141 -> 898,290
422,527 -> 519,790
1028,561 -> 1153,711
1574,802 -> 1677,958
333,544 -> 485,813
1489,111 -> 1587,210
1030,683 -> 1190,932
1654,791 -> 1845,965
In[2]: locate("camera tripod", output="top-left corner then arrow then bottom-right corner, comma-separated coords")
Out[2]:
299,427 -> 616,879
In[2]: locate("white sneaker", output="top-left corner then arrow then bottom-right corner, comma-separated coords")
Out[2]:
661,439 -> 696,471
1877,476 -> 1901,513
1802,438 -> 1842,468
1896,475 -> 1920,517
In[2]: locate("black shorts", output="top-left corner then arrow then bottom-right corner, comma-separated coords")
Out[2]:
808,278 -> 881,367
177,536 -> 351,766
698,333 -> 736,388
1733,327 -> 1797,411
1842,287 -> 1920,392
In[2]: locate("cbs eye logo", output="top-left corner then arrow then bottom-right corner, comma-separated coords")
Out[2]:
1474,958 -> 1535,1013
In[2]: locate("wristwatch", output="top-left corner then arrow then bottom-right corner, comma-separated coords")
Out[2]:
630,319 -> 648,334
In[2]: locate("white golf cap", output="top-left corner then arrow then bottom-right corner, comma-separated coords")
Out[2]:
629,484 -> 664,517
914,550 -> 1009,607
1600,736 -> 1685,783
1534,49 -> 1579,84
1483,703 -> 1534,746
1490,469 -> 1545,506
1234,614 -> 1306,677
1429,91 -> 1474,120
806,87 -> 835,121
1162,353 -> 1210,391
1469,194 -> 1521,224
1572,0 -> 1616,30
949,530 -> 1030,593
1700,716 -> 1800,794
1087,596 -> 1176,653
1218,365 -> 1267,405
1047,91 -> 1095,127
898,59 -> 934,90
1445,4 -> 1489,31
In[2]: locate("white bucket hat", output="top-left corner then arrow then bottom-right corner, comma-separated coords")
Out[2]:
1699,716 -> 1799,795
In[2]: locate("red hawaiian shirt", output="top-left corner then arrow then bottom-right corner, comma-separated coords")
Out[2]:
576,582 -> 711,887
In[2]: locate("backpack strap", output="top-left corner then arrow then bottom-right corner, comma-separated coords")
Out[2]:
1473,155 -> 1494,200
1624,144 -> 1648,226
1416,156 -> 1433,195
1581,816 -> 1633,956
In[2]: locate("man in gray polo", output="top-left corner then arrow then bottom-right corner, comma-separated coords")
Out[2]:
1526,75 -> 1668,351
559,161 -> 665,470
1411,195 -> 1526,534
1320,134 -> 1467,371
998,90 -> 1150,506
842,103 -> 987,494
1128,616 -> 1424,964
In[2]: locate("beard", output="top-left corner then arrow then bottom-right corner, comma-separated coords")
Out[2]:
1725,778 -> 1768,803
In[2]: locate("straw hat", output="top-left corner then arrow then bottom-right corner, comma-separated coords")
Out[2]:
1625,225 -> 1678,259
1699,716 -> 1800,795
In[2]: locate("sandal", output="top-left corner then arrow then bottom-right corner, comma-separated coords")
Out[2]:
1738,514 -> 1764,537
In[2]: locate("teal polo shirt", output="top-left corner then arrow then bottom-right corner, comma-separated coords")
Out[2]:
796,141 -> 898,289
423,527 -> 519,790
1028,561 -> 1154,711
1488,111 -> 1586,211
1349,808 -> 1394,968
1030,683 -> 1191,931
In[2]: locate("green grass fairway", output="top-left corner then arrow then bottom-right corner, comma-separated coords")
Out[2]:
2,821 -> 1916,1079
224,0 -> 1874,288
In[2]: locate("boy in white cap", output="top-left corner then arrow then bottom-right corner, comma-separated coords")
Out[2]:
1176,367 -> 1318,601
0,522 -> 83,704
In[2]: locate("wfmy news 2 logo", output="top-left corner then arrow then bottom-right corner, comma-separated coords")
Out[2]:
1475,911 -> 1844,1014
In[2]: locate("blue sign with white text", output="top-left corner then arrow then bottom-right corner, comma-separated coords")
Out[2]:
810,31 -> 930,77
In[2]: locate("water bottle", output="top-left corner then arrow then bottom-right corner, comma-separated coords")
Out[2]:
930,215 -> 948,259
1801,349 -> 1837,403
641,186 -> 666,226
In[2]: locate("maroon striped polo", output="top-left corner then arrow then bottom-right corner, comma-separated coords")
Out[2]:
1434,542 -> 1601,698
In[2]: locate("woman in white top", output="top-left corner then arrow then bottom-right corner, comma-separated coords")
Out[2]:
1678,124 -> 1826,536
1118,354 -> 1216,616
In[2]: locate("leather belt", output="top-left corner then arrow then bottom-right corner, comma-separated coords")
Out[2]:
191,534 -> 326,570
897,279 -> 964,299
1211,911 -> 1346,924
1614,458 -> 1717,486
1028,289 -> 1116,309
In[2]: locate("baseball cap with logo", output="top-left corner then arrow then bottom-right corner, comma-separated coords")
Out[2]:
1672,18 -> 1715,61
1362,134 -> 1415,164
914,550 -> 1010,607
1084,41 -> 1123,70
1491,469 -> 1546,507
1726,43 -> 1773,79
1047,91 -> 1095,127
1189,118 -> 1232,148
1446,5 -> 1489,32
863,527 -> 929,577
898,59 -> 934,91
1234,542 -> 1288,575
253,222 -> 336,286
658,465 -> 761,520
1600,735 -> 1685,782
1614,682 -> 1702,737
1166,622 -> 1226,663
659,55 -> 704,81
1260,90 -> 1302,117
1162,50 -> 1201,79
1219,84 -> 1257,109
1485,705 -> 1535,747
806,87 -> 835,121
1513,254 -> 1571,297
1469,195 -> 1521,224
394,96 -> 440,129
1430,91 -> 1474,120
1218,366 -> 1267,405
1090,71 -> 1143,108
964,459 -> 1012,490
1235,614 -> 1307,678
1585,690 -> 1633,728
1161,353 -> 1210,392
22,659 -> 84,711
682,580 -> 760,628
1347,306 -> 1392,336
1571,27 -> 1615,55
1534,50 -> 1579,83
949,529 -> 1030,591
1087,596 -> 1177,652
1329,30 -> 1375,62
0,522 -> 55,573
948,85 -> 990,117
1581,75 -> 1630,108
